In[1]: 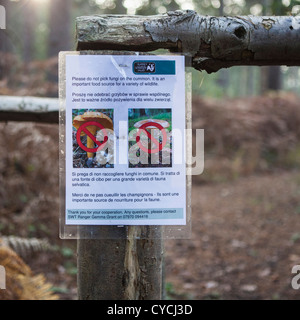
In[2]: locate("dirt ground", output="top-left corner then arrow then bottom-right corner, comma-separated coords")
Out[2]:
165,171 -> 300,300
1,94 -> 300,300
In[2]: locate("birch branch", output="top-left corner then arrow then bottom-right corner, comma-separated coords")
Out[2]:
0,96 -> 59,123
76,10 -> 300,73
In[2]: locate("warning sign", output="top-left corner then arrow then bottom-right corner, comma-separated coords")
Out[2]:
76,121 -> 108,153
136,122 -> 168,154
72,109 -> 114,168
64,54 -> 186,227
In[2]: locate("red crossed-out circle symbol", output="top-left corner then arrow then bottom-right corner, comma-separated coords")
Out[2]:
136,122 -> 168,154
76,121 -> 108,152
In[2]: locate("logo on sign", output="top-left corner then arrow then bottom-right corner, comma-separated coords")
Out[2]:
134,61 -> 156,74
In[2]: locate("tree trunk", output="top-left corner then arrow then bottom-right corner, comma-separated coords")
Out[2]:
48,0 -> 72,58
246,66 -> 254,96
219,0 -> 224,16
114,0 -> 127,14
22,2 -> 36,63
267,65 -> 282,91
0,0 -> 12,53
76,11 -> 300,73
0,0 -> 13,80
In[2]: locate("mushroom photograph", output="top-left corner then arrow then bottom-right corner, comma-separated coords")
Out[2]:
128,108 -> 172,168
72,109 -> 114,168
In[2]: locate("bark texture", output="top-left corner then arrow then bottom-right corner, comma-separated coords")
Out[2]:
76,10 -> 300,73
77,226 -> 163,300
0,96 -> 58,123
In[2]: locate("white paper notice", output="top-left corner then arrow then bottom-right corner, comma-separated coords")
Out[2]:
65,54 -> 186,225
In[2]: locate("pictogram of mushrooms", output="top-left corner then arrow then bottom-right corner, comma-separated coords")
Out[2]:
134,119 -> 170,152
134,119 -> 170,130
73,111 -> 113,160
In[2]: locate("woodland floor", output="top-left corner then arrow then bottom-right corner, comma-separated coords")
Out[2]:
165,171 -> 300,300
1,94 -> 300,300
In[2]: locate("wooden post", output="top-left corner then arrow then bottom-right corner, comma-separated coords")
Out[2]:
77,226 -> 163,300
74,49 -> 164,300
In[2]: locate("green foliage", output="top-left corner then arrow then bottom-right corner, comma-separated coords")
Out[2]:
165,282 -> 176,299
60,246 -> 74,258
291,232 -> 300,243
64,261 -> 77,276
164,282 -> 194,299
282,144 -> 300,168
192,69 -> 224,99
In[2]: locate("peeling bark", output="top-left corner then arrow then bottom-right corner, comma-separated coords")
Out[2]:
76,10 -> 300,73
77,226 -> 163,300
123,226 -> 163,300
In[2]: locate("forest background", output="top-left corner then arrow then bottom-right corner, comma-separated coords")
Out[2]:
1,0 -> 300,300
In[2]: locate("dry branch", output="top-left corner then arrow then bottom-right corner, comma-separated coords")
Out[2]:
76,10 -> 300,73
0,96 -> 59,123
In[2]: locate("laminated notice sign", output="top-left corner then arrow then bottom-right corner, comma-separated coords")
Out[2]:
59,52 -> 191,237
